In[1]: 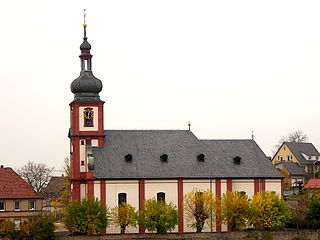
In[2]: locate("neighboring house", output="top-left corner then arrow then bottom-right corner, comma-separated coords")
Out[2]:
0,166 -> 43,229
305,179 -> 320,189
41,176 -> 65,212
68,22 -> 284,233
272,142 -> 320,176
274,162 -> 305,187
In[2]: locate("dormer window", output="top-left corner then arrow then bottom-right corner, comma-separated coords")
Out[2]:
197,154 -> 205,162
233,156 -> 241,165
160,154 -> 168,162
84,108 -> 94,127
125,154 -> 132,163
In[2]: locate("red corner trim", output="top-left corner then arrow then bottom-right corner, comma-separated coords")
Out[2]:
261,179 -> 266,192
139,180 -> 145,233
254,179 -> 260,194
178,179 -> 184,233
215,179 -> 221,232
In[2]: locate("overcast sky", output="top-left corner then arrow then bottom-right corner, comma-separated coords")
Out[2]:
1,0 -> 320,172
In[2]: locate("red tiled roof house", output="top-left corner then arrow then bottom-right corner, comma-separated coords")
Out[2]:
0,166 -> 43,229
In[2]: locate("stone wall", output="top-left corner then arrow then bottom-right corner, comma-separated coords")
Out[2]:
56,230 -> 320,240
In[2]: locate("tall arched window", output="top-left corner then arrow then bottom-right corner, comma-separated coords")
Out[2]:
157,192 -> 165,202
83,108 -> 94,127
118,193 -> 127,205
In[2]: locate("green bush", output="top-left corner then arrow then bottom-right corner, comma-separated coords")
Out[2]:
306,195 -> 320,228
0,220 -> 16,239
65,197 -> 109,235
139,199 -> 178,234
20,215 -> 55,240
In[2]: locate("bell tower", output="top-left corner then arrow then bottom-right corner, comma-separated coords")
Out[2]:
69,11 -> 105,200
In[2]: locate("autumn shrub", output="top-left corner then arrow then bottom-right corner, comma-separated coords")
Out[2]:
249,191 -> 291,230
184,189 -> 215,232
111,203 -> 137,233
221,191 -> 250,231
65,197 -> 109,235
139,199 -> 178,233
0,220 -> 16,239
20,214 -> 55,240
305,195 -> 320,228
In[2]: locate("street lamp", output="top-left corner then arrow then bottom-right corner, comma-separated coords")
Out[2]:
313,160 -> 320,179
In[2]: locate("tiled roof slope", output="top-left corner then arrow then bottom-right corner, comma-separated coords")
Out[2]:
305,179 -> 320,189
280,162 -> 305,176
0,167 -> 41,199
94,130 -> 282,179
285,142 -> 320,165
41,177 -> 65,195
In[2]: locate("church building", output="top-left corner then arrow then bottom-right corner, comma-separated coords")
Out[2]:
69,22 -> 283,233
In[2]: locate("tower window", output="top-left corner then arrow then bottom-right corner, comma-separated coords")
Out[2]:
233,156 -> 241,165
157,192 -> 166,202
197,154 -> 205,162
160,154 -> 168,162
86,139 -> 94,171
83,108 -> 94,127
125,154 -> 132,162
118,193 -> 127,205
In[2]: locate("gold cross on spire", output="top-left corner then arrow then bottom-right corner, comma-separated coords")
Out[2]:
83,9 -> 87,27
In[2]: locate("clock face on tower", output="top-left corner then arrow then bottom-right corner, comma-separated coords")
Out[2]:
84,108 -> 94,127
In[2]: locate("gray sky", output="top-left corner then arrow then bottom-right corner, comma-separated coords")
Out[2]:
1,0 -> 320,171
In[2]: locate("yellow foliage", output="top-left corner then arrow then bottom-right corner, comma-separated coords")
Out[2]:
111,203 -> 137,234
221,191 -> 250,231
184,189 -> 215,232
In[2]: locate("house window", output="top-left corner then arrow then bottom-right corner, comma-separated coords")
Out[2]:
0,202 -> 4,211
14,202 -> 20,211
14,220 -> 21,230
118,193 -> 127,205
83,108 -> 94,127
29,201 -> 35,211
308,156 -> 312,160
157,192 -> 166,202
316,156 -> 319,160
287,156 -> 293,161
160,154 -> 168,162
278,156 -> 283,161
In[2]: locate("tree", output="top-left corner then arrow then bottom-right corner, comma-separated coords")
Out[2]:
20,215 -> 55,240
274,130 -> 308,154
65,197 -> 109,235
249,191 -> 291,230
139,199 -> 178,234
221,191 -> 250,231
18,161 -> 54,192
184,189 -> 215,232
111,203 -> 137,234
306,195 -> 320,228
56,158 -> 71,214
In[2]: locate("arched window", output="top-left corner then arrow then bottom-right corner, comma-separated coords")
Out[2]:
84,108 -> 94,127
157,192 -> 165,202
118,193 -> 127,205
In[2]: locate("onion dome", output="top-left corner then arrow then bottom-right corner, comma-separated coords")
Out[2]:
71,17 -> 103,102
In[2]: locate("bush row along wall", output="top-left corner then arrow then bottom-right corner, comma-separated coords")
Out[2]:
56,230 -> 320,240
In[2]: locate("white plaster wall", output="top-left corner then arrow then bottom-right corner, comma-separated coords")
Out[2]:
80,184 -> 86,200
79,106 -> 98,131
265,179 -> 282,194
183,179 -> 214,233
232,179 -> 255,198
105,180 -> 139,233
94,180 -> 101,200
92,139 -> 99,147
145,180 -> 178,233
220,180 -> 228,232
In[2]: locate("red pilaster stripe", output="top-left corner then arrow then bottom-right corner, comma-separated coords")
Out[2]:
261,179 -> 266,192
227,179 -> 232,192
72,181 -> 80,201
88,180 -> 94,197
177,179 -> 184,233
100,180 -> 106,206
139,180 -> 145,233
254,179 -> 260,194
215,179 -> 221,232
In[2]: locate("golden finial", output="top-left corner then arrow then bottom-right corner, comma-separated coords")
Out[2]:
252,130 -> 254,140
188,121 -> 191,131
83,9 -> 87,27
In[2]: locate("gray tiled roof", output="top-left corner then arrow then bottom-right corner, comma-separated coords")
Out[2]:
279,162 -> 306,176
285,142 -> 320,165
93,130 -> 283,179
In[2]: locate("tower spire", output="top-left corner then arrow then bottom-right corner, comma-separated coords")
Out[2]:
83,9 -> 87,38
